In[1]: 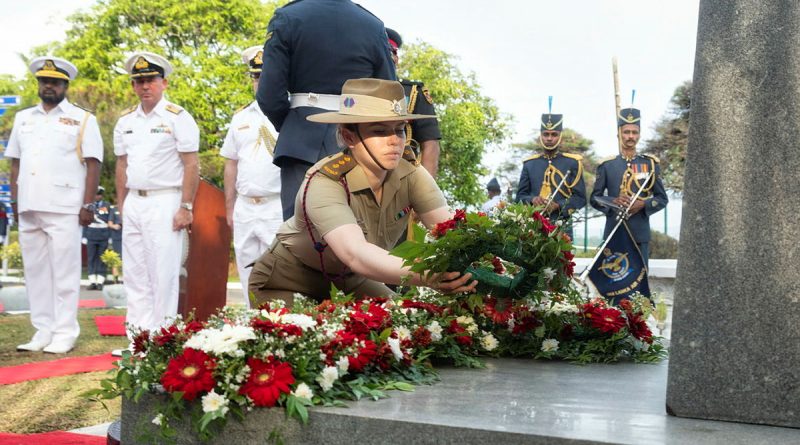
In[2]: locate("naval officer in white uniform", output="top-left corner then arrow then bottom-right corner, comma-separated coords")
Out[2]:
114,51 -> 199,339
221,46 -> 282,307
7,56 -> 103,354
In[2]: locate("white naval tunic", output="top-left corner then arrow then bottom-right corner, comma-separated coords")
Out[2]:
5,99 -> 104,344
114,98 -> 199,333
220,101 -> 282,306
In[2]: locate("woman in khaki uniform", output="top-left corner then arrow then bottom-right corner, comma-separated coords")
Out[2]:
249,78 -> 476,305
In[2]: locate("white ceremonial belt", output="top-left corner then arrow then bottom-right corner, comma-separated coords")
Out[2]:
238,195 -> 272,205
131,187 -> 181,197
88,223 -> 107,229
289,93 -> 340,111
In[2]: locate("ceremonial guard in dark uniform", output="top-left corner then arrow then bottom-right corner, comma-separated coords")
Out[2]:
257,0 -> 396,220
516,111 -> 586,239
83,186 -> 110,290
385,28 -> 441,177
109,204 -> 122,256
590,108 -> 668,265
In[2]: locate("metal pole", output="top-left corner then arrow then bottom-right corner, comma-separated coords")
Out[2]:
664,203 -> 668,236
583,204 -> 588,252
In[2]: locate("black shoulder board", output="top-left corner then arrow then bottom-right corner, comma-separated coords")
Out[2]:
319,152 -> 358,180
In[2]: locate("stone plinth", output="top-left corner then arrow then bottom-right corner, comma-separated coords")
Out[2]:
666,0 -> 800,428
121,359 -> 799,444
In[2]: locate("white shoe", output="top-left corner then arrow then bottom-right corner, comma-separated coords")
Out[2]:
43,339 -> 75,354
17,332 -> 52,352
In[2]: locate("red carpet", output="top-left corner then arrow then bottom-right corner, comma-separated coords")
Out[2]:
94,315 -> 126,336
0,431 -> 105,445
0,354 -> 118,385
78,299 -> 106,308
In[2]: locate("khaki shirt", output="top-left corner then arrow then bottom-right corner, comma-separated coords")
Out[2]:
277,153 -> 446,275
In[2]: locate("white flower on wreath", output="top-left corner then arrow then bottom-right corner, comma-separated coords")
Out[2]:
481,333 -> 499,351
395,326 -> 411,341
336,356 -> 350,375
456,315 -> 474,325
152,413 -> 165,426
201,390 -> 229,415
387,337 -> 404,361
541,267 -> 556,281
293,382 -> 314,401
185,324 -> 256,355
316,366 -> 339,392
282,313 -> 316,331
427,321 -> 443,342
541,338 -> 559,353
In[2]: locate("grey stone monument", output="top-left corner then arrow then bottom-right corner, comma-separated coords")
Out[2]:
666,0 -> 800,428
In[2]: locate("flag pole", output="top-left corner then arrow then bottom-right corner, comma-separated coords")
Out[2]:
578,171 -> 653,283
612,57 -> 623,154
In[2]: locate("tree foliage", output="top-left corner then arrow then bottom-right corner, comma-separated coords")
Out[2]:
643,80 -> 691,192
1,0 -> 283,194
397,43 -> 509,206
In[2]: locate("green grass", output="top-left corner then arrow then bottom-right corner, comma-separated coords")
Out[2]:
0,308 -> 128,433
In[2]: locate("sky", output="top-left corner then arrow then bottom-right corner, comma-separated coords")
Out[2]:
2,0 -> 700,158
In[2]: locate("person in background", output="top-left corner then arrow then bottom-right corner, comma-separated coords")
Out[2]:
83,186 -> 110,290
481,178 -> 503,212
256,0 -> 396,220
221,46 -> 282,307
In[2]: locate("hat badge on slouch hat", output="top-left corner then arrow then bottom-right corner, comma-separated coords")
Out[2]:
307,78 -> 435,124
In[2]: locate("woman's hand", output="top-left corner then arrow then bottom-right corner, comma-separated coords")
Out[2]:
426,271 -> 478,294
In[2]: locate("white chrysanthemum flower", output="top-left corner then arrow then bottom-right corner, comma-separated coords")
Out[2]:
293,382 -> 314,401
481,333 -> 499,351
152,413 -> 165,426
387,337 -> 404,361
336,356 -> 350,375
465,323 -> 478,334
202,391 -> 229,414
542,267 -> 556,281
456,315 -> 474,325
316,366 -> 339,392
281,313 -> 316,331
395,326 -> 411,341
427,321 -> 443,342
541,338 -> 559,353
534,326 -> 546,338
547,301 -> 579,316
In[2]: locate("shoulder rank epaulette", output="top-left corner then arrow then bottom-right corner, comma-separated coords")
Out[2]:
120,105 -> 137,116
400,79 -> 423,86
72,103 -> 94,113
319,153 -> 358,180
599,155 -> 617,165
524,153 -> 543,162
165,104 -> 184,115
561,152 -> 583,161
641,153 -> 660,163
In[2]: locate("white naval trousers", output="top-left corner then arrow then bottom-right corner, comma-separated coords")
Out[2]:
122,191 -> 183,335
233,195 -> 282,307
18,211 -> 82,343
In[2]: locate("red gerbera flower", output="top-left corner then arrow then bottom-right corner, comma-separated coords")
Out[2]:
585,307 -> 626,334
160,348 -> 216,401
239,357 -> 295,407
628,314 -> 653,343
484,297 -> 514,325
346,303 -> 390,336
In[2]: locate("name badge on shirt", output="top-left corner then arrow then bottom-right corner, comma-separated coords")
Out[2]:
151,124 -> 172,134
237,124 -> 250,131
123,130 -> 133,134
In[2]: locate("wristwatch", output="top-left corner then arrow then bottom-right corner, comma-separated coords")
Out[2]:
180,202 -> 193,211
81,202 -> 96,212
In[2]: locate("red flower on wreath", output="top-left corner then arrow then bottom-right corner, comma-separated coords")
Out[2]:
431,209 -> 467,238
153,325 -> 180,346
183,321 -> 204,334
346,302 -> 390,336
239,357 -> 295,407
401,299 -> 444,315
484,297 -> 514,325
582,304 -> 626,334
160,348 -> 216,401
321,331 -> 378,372
447,320 -> 473,346
131,329 -> 150,355
532,211 -> 556,234
627,314 -> 653,343
412,326 -> 432,347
